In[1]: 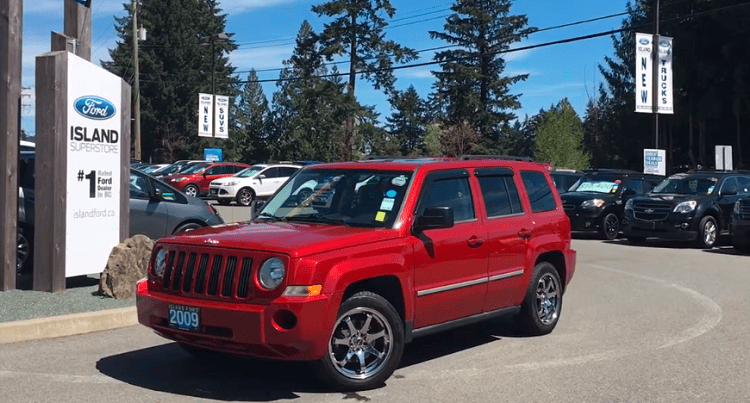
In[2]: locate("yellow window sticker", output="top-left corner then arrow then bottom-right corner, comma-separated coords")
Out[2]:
375,211 -> 386,222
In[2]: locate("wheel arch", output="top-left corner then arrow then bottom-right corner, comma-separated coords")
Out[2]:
171,219 -> 208,234
341,275 -> 406,324
534,251 -> 566,292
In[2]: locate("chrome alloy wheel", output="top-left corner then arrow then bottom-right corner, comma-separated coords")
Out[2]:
17,232 -> 29,271
703,219 -> 717,246
238,189 -> 253,206
184,185 -> 198,197
535,273 -> 560,325
328,307 -> 393,380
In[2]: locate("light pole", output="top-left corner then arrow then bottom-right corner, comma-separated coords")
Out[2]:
199,33 -> 228,148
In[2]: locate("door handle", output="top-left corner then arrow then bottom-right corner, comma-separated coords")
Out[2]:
518,229 -> 532,239
467,236 -> 485,248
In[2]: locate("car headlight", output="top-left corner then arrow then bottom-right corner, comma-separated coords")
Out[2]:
258,258 -> 286,290
625,199 -> 634,211
177,177 -> 189,182
153,248 -> 167,277
580,199 -> 605,209
674,200 -> 697,213
735,201 -> 741,214
224,181 -> 239,186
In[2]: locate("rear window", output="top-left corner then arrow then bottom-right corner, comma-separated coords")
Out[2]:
521,171 -> 556,213
477,174 -> 523,217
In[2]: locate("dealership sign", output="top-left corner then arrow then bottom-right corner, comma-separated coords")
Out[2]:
197,93 -> 229,138
643,149 -> 666,176
66,54 -> 122,277
635,33 -> 673,114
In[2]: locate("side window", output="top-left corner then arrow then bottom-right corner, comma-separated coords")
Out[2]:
204,166 -> 218,175
130,172 -> 150,199
521,171 -> 557,213
263,167 -> 280,178
152,179 -> 186,203
627,179 -> 645,194
230,165 -> 242,174
418,171 -> 475,222
737,177 -> 750,195
721,177 -> 738,193
476,169 -> 523,218
280,167 -> 299,177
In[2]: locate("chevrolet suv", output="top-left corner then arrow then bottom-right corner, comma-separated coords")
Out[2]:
136,157 -> 576,390
731,196 -> 750,253
560,170 -> 664,240
622,171 -> 750,248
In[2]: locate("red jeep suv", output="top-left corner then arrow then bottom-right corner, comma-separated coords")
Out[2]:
137,157 -> 576,390
164,161 -> 249,197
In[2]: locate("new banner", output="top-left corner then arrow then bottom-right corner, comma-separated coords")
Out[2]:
635,33 -> 653,113
657,36 -> 674,114
66,53 -> 121,277
198,93 -> 213,137
215,95 -> 229,139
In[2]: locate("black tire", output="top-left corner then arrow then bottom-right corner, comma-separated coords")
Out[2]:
516,262 -> 563,336
217,199 -> 232,206
173,222 -> 204,234
600,212 -> 620,240
183,184 -> 200,198
696,216 -> 718,249
627,236 -> 646,244
236,187 -> 255,206
17,229 -> 32,273
315,291 -> 404,391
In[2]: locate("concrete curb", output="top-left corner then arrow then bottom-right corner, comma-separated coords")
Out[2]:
0,306 -> 138,344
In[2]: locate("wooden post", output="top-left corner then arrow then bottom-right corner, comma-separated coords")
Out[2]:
51,31 -> 76,53
120,81 -> 132,241
64,0 -> 91,61
34,52 -> 69,293
0,0 -> 22,291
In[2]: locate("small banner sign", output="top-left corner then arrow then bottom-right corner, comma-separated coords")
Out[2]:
214,95 -> 229,139
198,93 -> 213,137
635,33 -> 653,113
715,146 -> 733,171
644,149 -> 666,176
657,36 -> 674,114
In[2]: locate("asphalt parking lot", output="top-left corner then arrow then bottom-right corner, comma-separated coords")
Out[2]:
1,238 -> 749,402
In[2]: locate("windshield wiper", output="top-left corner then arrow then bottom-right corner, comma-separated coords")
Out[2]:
255,212 -> 284,222
284,214 -> 351,226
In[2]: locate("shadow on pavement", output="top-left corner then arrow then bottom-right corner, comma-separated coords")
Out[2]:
96,315 -> 523,399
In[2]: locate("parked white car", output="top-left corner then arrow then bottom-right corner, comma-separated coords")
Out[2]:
209,164 -> 302,206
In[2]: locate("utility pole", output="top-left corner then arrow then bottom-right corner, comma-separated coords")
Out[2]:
652,0 -> 660,149
132,0 -> 141,161
0,0 -> 22,291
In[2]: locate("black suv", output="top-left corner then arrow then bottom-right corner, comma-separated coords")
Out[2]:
560,170 -> 664,240
731,196 -> 750,253
621,171 -> 750,248
550,169 -> 583,195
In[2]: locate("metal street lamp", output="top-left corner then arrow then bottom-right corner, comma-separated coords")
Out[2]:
199,33 -> 229,98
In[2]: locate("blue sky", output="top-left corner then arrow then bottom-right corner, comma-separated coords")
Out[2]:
21,0 -> 630,136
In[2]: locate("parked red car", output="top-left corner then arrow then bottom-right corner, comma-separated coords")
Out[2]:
137,156 -> 576,390
164,162 -> 249,197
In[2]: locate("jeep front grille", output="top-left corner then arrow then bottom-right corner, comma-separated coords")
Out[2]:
741,199 -> 750,221
160,248 -> 256,301
633,201 -> 671,220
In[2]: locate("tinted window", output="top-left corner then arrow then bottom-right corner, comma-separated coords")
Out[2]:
521,171 -> 556,213
262,167 -> 280,178
721,177 -> 738,194
280,167 -> 299,177
478,175 -> 523,217
419,172 -> 475,222
626,179 -> 645,194
737,177 -> 750,195
130,172 -> 150,199
152,179 -> 187,203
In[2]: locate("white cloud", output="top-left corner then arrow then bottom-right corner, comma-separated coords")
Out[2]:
230,45 -> 294,72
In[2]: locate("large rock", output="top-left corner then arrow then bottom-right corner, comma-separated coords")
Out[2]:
98,235 -> 154,299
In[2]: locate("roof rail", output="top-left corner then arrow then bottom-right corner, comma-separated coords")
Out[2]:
361,155 -> 436,161
457,155 -> 532,162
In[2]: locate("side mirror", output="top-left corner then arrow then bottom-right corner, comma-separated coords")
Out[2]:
251,200 -> 266,219
414,206 -> 454,232
721,186 -> 737,197
151,187 -> 163,201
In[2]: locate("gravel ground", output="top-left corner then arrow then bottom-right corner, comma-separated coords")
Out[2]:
0,274 -> 135,323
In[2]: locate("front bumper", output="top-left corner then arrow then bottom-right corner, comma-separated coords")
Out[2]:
565,209 -> 605,232
208,184 -> 240,200
137,283 -> 336,361
730,219 -> 750,248
621,213 -> 699,241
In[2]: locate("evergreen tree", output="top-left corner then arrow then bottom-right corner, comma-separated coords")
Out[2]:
271,21 -> 347,162
105,0 -> 237,162
386,86 -> 427,155
535,99 -> 590,170
225,70 -> 269,164
312,0 -> 418,160
429,0 -> 534,150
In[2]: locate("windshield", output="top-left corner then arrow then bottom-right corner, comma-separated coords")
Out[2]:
569,176 -> 621,194
236,166 -> 264,178
652,176 -> 718,195
180,163 -> 211,174
259,169 -> 413,228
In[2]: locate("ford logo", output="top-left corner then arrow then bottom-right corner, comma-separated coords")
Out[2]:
74,96 -> 116,120
201,96 -> 211,101
639,38 -> 650,45
660,40 -> 671,48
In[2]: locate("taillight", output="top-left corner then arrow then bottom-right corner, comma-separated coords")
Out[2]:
206,203 -> 219,216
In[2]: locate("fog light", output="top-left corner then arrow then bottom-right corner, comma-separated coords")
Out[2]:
272,310 -> 298,331
681,223 -> 690,229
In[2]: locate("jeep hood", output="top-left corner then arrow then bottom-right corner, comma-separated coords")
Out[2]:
157,221 -> 401,259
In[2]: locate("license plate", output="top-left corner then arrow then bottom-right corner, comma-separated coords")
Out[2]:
168,304 -> 201,331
